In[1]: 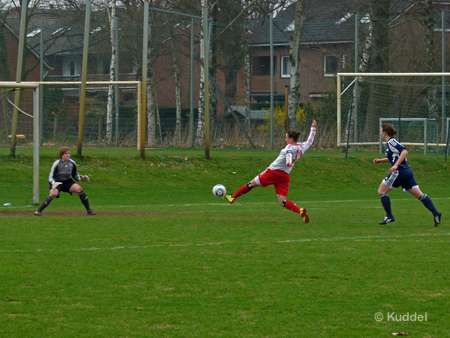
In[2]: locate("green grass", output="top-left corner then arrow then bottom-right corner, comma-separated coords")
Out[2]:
1,150 -> 449,337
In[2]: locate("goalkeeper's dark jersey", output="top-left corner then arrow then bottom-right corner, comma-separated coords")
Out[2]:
48,159 -> 81,185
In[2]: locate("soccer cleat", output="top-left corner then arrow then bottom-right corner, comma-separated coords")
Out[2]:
300,208 -> 309,224
34,211 -> 42,216
87,209 -> 96,215
379,216 -> 395,225
225,195 -> 235,204
434,212 -> 442,227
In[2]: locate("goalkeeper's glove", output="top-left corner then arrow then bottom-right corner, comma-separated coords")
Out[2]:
80,175 -> 90,182
51,182 -> 62,190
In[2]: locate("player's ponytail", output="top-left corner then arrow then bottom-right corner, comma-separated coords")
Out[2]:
287,130 -> 301,142
381,123 -> 397,137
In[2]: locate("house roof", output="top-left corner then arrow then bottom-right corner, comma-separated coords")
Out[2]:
0,16 -> 53,70
249,0 -> 417,47
2,9 -> 109,58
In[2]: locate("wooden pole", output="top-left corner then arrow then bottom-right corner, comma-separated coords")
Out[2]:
10,0 -> 28,157
77,0 -> 91,157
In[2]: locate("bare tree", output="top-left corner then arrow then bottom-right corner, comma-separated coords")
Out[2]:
168,26 -> 182,142
286,0 -> 306,130
421,0 -> 439,120
360,0 -> 391,140
105,0 -> 116,144
196,0 -> 207,144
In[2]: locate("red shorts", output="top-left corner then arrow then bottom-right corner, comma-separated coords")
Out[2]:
255,168 -> 290,196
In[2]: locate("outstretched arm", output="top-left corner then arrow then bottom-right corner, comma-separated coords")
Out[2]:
304,120 -> 317,147
373,158 -> 390,164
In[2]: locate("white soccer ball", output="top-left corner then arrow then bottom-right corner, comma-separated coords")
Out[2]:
212,184 -> 226,198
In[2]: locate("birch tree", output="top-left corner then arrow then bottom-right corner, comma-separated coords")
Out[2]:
243,38 -> 251,128
169,26 -> 182,143
146,10 -> 159,146
346,16 -> 373,142
360,0 -> 391,140
0,15 -> 11,136
105,0 -> 116,144
286,0 -> 306,130
421,0 -> 439,119
196,0 -> 207,144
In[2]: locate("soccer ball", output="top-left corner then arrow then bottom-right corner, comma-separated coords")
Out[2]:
212,184 -> 226,198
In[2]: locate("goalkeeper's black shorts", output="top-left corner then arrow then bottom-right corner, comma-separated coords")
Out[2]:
49,180 -> 76,197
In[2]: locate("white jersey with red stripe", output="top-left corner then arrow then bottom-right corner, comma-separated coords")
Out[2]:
268,127 -> 316,174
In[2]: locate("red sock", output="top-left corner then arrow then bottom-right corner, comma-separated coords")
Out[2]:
232,184 -> 251,199
284,200 -> 300,214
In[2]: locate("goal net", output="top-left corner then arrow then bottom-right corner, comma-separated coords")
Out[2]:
0,81 -> 141,205
0,83 -> 40,203
337,73 -> 449,152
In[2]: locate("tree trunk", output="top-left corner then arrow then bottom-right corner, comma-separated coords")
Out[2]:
422,0 -> 439,119
147,14 -> 157,146
98,114 -> 104,141
196,2 -> 207,145
346,19 -> 373,142
169,28 -> 182,143
209,3 -> 218,128
0,25 -> 11,136
106,0 -> 116,144
287,0 -> 306,130
53,114 -> 58,144
147,70 -> 157,145
244,42 -> 251,129
362,0 -> 391,141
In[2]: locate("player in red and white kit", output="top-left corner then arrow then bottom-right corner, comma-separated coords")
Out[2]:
225,120 -> 317,223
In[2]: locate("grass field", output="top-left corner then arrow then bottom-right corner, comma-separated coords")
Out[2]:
1,149 -> 449,337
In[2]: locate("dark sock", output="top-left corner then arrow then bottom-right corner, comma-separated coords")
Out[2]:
419,194 -> 438,216
282,200 -> 301,214
38,196 -> 53,212
232,182 -> 253,199
79,192 -> 91,210
380,193 -> 393,218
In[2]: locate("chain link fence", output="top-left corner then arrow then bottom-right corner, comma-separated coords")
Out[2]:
1,4 -> 450,157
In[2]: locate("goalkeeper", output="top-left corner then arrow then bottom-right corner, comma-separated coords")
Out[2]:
34,147 -> 95,216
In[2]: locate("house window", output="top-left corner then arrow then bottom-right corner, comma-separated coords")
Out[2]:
69,61 -> 75,76
252,56 -> 277,76
324,55 -> 338,77
281,56 -> 290,78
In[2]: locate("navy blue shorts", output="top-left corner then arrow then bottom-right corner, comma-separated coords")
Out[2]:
382,168 -> 419,191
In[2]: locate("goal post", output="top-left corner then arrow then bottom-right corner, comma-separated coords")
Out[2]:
337,72 -> 450,150
0,82 -> 40,203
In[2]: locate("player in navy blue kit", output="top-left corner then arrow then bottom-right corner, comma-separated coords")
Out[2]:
34,147 -> 95,216
373,123 -> 442,226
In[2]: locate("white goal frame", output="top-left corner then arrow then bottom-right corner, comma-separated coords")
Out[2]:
2,80 -> 142,205
337,72 -> 450,148
379,118 -> 437,154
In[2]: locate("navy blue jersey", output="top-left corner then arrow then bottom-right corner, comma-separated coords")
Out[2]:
385,138 -> 409,170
